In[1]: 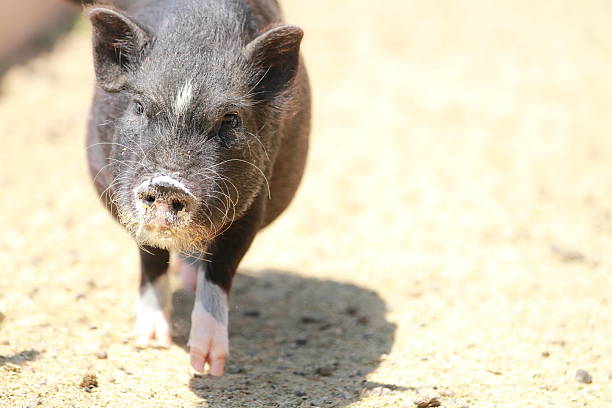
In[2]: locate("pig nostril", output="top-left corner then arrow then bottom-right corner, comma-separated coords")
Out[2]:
172,200 -> 185,212
143,195 -> 156,206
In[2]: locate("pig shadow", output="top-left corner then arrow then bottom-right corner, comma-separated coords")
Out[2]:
171,269 -> 396,408
0,349 -> 41,366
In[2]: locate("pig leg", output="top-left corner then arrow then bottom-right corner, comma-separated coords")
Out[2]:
134,246 -> 172,346
189,266 -> 229,376
178,254 -> 198,293
189,211 -> 260,376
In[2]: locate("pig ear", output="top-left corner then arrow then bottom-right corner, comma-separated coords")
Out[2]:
245,25 -> 304,101
88,7 -> 150,92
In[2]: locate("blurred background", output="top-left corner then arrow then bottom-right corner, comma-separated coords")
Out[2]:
0,0 -> 611,407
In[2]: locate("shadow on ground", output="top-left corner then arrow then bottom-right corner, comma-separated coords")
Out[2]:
171,269 -> 396,407
0,349 -> 41,367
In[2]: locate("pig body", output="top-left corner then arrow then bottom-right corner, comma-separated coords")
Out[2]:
84,0 -> 310,375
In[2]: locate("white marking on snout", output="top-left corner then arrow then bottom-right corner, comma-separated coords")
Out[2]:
135,179 -> 151,193
151,175 -> 196,198
174,80 -> 193,116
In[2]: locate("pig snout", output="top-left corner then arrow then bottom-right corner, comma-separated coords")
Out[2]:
135,175 -> 195,227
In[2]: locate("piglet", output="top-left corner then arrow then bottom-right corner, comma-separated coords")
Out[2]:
82,0 -> 310,375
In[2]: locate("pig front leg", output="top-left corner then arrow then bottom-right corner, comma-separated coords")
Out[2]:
188,211 -> 260,376
189,267 -> 230,376
134,246 -> 172,346
178,254 -> 199,293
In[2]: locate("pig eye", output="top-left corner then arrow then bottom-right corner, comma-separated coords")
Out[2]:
221,113 -> 241,130
133,100 -> 144,116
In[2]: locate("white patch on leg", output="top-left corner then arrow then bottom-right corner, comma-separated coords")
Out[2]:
174,79 -> 193,116
188,268 -> 229,376
134,274 -> 172,346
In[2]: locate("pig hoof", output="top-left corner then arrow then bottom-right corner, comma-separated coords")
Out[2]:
133,310 -> 172,347
189,310 -> 229,376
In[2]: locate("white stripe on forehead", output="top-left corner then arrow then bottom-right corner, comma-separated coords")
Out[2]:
174,79 -> 193,115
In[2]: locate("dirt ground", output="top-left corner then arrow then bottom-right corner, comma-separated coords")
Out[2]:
1,1 -> 611,407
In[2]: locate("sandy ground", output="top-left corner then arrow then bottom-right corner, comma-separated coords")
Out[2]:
1,1 -> 612,407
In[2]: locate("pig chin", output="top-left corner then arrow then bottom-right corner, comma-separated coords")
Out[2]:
113,195 -> 213,253
117,202 -> 212,254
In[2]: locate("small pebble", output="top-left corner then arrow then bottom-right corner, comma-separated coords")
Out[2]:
551,245 -> 586,263
541,351 -> 550,357
575,369 -> 592,384
26,398 -> 42,407
94,350 -> 108,359
315,366 -> 335,377
318,323 -> 332,331
413,389 -> 442,408
80,372 -> 98,390
226,366 -> 245,374
294,391 -> 307,397
413,395 -> 441,407
243,310 -> 260,318
345,306 -> 358,316
295,337 -> 308,346
301,316 -> 321,324
357,316 -> 369,325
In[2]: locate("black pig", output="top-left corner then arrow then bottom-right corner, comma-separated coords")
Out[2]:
82,0 -> 310,375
